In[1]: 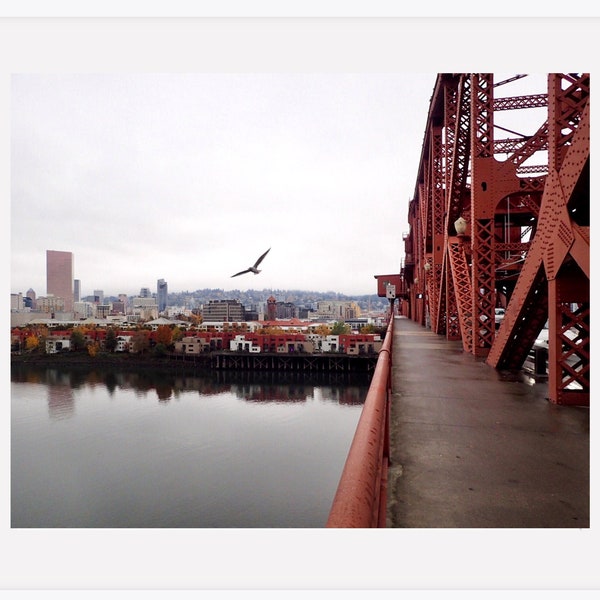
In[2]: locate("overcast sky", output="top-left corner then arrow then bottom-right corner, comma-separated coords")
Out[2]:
11,72 -> 436,298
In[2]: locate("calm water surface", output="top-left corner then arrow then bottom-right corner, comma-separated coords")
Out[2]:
11,365 -> 368,528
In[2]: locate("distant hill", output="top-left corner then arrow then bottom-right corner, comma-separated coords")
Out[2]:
165,288 -> 388,312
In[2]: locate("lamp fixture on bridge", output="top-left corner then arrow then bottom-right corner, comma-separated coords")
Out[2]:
423,262 -> 431,272
454,217 -> 468,236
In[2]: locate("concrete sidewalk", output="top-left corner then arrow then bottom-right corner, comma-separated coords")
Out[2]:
386,316 -> 589,528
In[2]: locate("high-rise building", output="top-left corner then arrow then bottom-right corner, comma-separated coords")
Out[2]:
26,288 -> 36,310
202,299 -> 246,322
118,294 -> 129,313
111,300 -> 125,314
11,293 -> 23,311
157,279 -> 168,313
74,301 -> 95,319
93,289 -> 104,304
267,295 -> 277,321
38,294 -> 65,314
131,296 -> 158,321
74,279 -> 81,303
275,301 -> 298,320
46,250 -> 74,312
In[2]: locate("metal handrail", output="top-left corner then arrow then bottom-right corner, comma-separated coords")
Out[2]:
326,316 -> 393,527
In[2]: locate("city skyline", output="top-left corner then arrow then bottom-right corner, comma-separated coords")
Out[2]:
14,247 -> 389,303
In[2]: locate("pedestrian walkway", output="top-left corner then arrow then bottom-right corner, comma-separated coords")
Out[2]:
386,316 -> 589,528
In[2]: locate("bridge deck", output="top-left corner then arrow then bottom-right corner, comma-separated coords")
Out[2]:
387,316 -> 589,528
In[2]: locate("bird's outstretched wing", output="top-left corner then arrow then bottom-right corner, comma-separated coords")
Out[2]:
253,247 -> 271,268
231,248 -> 271,277
231,269 -> 251,278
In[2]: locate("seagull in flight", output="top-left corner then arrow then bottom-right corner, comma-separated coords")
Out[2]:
231,247 -> 271,278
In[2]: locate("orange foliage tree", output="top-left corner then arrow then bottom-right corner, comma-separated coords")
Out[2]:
155,325 -> 173,347
87,342 -> 100,357
25,335 -> 40,352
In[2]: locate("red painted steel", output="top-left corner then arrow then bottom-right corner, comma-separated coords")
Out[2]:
402,73 -> 589,406
326,316 -> 393,528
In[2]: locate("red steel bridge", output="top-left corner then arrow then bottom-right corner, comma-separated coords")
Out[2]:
385,72 -> 589,407
328,73 -> 589,528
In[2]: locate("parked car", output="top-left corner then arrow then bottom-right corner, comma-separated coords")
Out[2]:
494,308 -> 505,327
534,323 -> 548,349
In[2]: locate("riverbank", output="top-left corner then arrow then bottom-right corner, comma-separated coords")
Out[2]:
10,351 -> 208,372
10,350 -> 378,373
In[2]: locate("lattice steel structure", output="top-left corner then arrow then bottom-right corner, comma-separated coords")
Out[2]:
402,73 -> 589,405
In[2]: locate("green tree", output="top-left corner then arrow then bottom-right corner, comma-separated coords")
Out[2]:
105,328 -> 118,352
70,329 -> 86,351
331,321 -> 350,335
153,342 -> 168,357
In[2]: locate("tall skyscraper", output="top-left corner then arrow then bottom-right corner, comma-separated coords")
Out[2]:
157,279 -> 168,313
118,293 -> 128,313
267,295 -> 277,321
46,250 -> 74,312
74,279 -> 81,303
26,288 -> 36,310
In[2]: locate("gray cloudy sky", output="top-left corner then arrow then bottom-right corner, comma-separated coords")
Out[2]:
11,72 -> 435,298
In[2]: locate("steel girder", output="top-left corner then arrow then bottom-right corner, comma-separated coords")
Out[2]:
405,73 -> 589,406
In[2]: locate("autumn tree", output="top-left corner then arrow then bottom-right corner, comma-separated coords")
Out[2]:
24,335 -> 40,353
132,330 -> 150,354
188,313 -> 202,327
87,342 -> 100,357
23,325 -> 49,353
155,325 -> 173,348
33,325 -> 49,340
260,325 -> 284,335
171,326 -> 184,343
314,324 -> 332,337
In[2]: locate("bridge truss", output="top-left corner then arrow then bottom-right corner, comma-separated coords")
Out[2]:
402,73 -> 589,405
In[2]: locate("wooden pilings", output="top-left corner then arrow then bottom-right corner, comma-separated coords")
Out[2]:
211,352 -> 377,372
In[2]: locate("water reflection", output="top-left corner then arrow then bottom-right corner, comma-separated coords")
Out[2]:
11,364 -> 368,527
11,364 -> 371,408
47,383 -> 75,420
214,370 -> 368,406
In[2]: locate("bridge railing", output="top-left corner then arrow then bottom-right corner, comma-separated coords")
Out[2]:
326,315 -> 393,528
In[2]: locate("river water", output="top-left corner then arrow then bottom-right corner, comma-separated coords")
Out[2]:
11,364 -> 368,528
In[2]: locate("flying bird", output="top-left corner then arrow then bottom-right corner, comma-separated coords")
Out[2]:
231,247 -> 271,278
